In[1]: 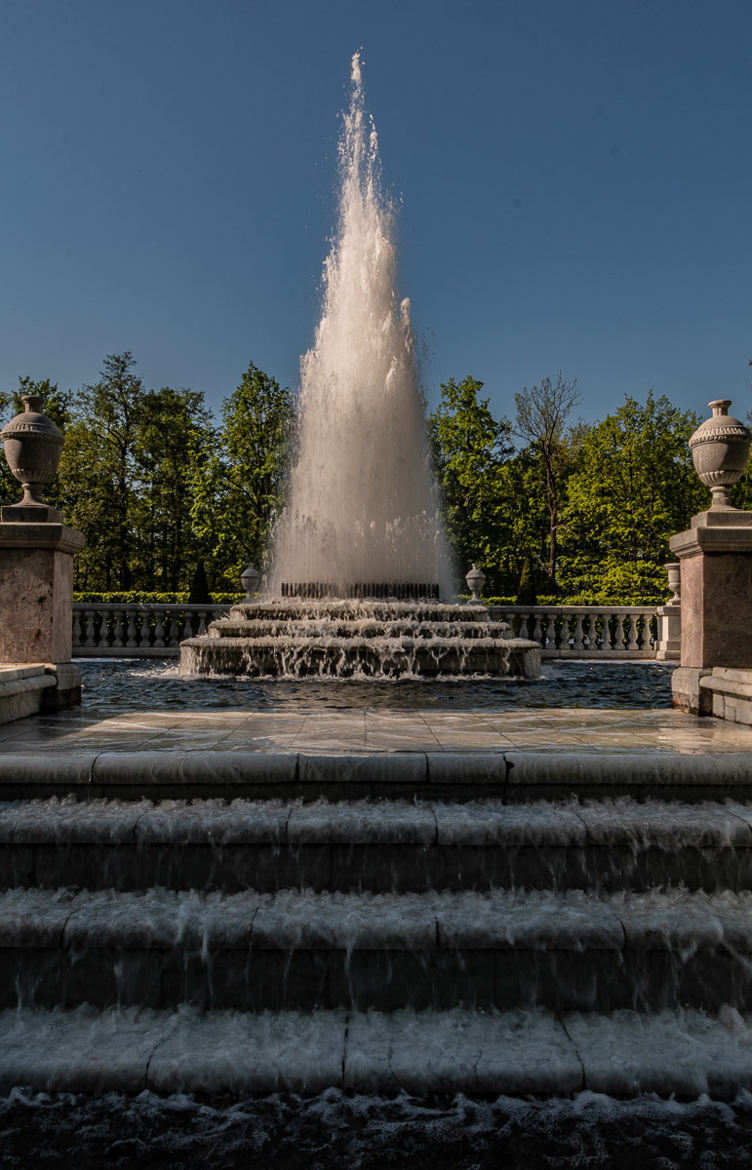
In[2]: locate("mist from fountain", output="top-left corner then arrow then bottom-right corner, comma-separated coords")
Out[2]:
267,52 -> 454,599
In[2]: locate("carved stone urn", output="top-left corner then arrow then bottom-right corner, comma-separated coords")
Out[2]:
688,399 -> 751,509
664,562 -> 681,605
465,562 -> 486,602
0,395 -> 64,507
240,564 -> 260,601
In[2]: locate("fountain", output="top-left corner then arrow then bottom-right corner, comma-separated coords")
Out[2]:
180,54 -> 539,680
7,57 -> 752,1161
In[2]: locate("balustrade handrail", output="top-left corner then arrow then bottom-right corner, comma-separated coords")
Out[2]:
71,601 -> 667,659
72,602 -> 230,657
488,604 -> 662,658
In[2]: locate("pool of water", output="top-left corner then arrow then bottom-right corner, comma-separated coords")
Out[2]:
77,659 -> 676,715
1,1086 -> 748,1169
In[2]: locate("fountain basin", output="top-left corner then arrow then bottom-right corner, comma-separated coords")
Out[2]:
179,599 -> 541,678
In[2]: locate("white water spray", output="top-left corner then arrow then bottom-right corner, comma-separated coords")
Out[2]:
268,53 -> 454,598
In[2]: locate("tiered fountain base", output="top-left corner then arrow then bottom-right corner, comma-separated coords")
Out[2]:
179,597 -> 542,678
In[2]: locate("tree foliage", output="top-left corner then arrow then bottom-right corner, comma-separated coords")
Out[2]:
0,354 -> 294,594
564,391 -> 706,600
190,363 -> 294,587
428,376 -> 514,592
0,354 -> 729,604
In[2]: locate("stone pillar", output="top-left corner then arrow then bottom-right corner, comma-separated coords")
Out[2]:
655,562 -> 681,661
0,397 -> 85,711
669,399 -> 752,714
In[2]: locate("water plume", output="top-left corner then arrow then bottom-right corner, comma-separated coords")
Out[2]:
268,52 -> 454,598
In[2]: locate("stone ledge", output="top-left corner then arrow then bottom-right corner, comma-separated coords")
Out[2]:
0,667 -> 56,725
0,662 -> 81,724
0,664 -> 52,684
691,669 -> 752,727
1,1005 -> 751,1099
4,748 -> 752,801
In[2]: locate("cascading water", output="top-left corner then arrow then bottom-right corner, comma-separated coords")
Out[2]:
267,52 -> 454,599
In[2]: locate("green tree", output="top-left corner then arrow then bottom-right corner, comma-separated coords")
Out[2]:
514,373 -> 581,596
564,391 -> 706,600
61,352 -> 145,589
191,363 -> 294,587
131,387 -> 214,590
428,376 -> 514,593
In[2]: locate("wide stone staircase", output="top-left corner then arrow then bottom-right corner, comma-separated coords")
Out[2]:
2,750 -> 752,1098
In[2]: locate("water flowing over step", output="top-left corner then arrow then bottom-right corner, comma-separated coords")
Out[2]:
5,754 -> 752,1098
4,884 -> 752,1013
3,797 -> 752,893
2,1005 -> 751,1099
179,600 -> 541,678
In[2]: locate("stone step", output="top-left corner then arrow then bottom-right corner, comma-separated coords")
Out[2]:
2,750 -> 752,802
4,886 -> 752,1013
2,798 -> 752,894
180,636 -> 535,678
228,601 -> 493,623
210,620 -> 513,640
1,1004 -> 750,1099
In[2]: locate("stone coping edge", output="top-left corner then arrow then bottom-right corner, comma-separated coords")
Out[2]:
0,1006 -> 750,1100
0,749 -> 751,798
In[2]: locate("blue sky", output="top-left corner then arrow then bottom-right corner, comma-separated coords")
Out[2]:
0,0 -> 750,426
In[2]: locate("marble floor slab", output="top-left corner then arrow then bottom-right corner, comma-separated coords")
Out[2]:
1,704 -> 752,756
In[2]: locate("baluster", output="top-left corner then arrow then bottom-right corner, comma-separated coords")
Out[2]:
571,613 -> 583,651
153,606 -> 165,648
197,608 -> 208,635
84,607 -> 98,649
73,609 -> 85,649
517,613 -> 530,639
554,612 -> 565,651
531,614 -> 543,646
601,611 -> 611,650
626,613 -> 640,650
125,606 -> 138,648
614,613 -> 627,650
648,612 -> 658,650
162,609 -> 177,647
111,607 -> 125,649
139,608 -> 151,647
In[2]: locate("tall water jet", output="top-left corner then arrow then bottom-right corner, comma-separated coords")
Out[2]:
180,54 -> 540,678
267,52 -> 454,599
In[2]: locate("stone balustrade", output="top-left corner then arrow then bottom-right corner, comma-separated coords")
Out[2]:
72,602 -> 665,659
72,604 -> 230,657
488,605 -> 660,659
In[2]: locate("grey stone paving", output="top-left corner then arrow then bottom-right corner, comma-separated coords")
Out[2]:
1,704 -> 752,755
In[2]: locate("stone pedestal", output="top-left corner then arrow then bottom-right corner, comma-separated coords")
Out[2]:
0,506 -> 85,710
655,604 -> 681,661
669,509 -> 752,713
